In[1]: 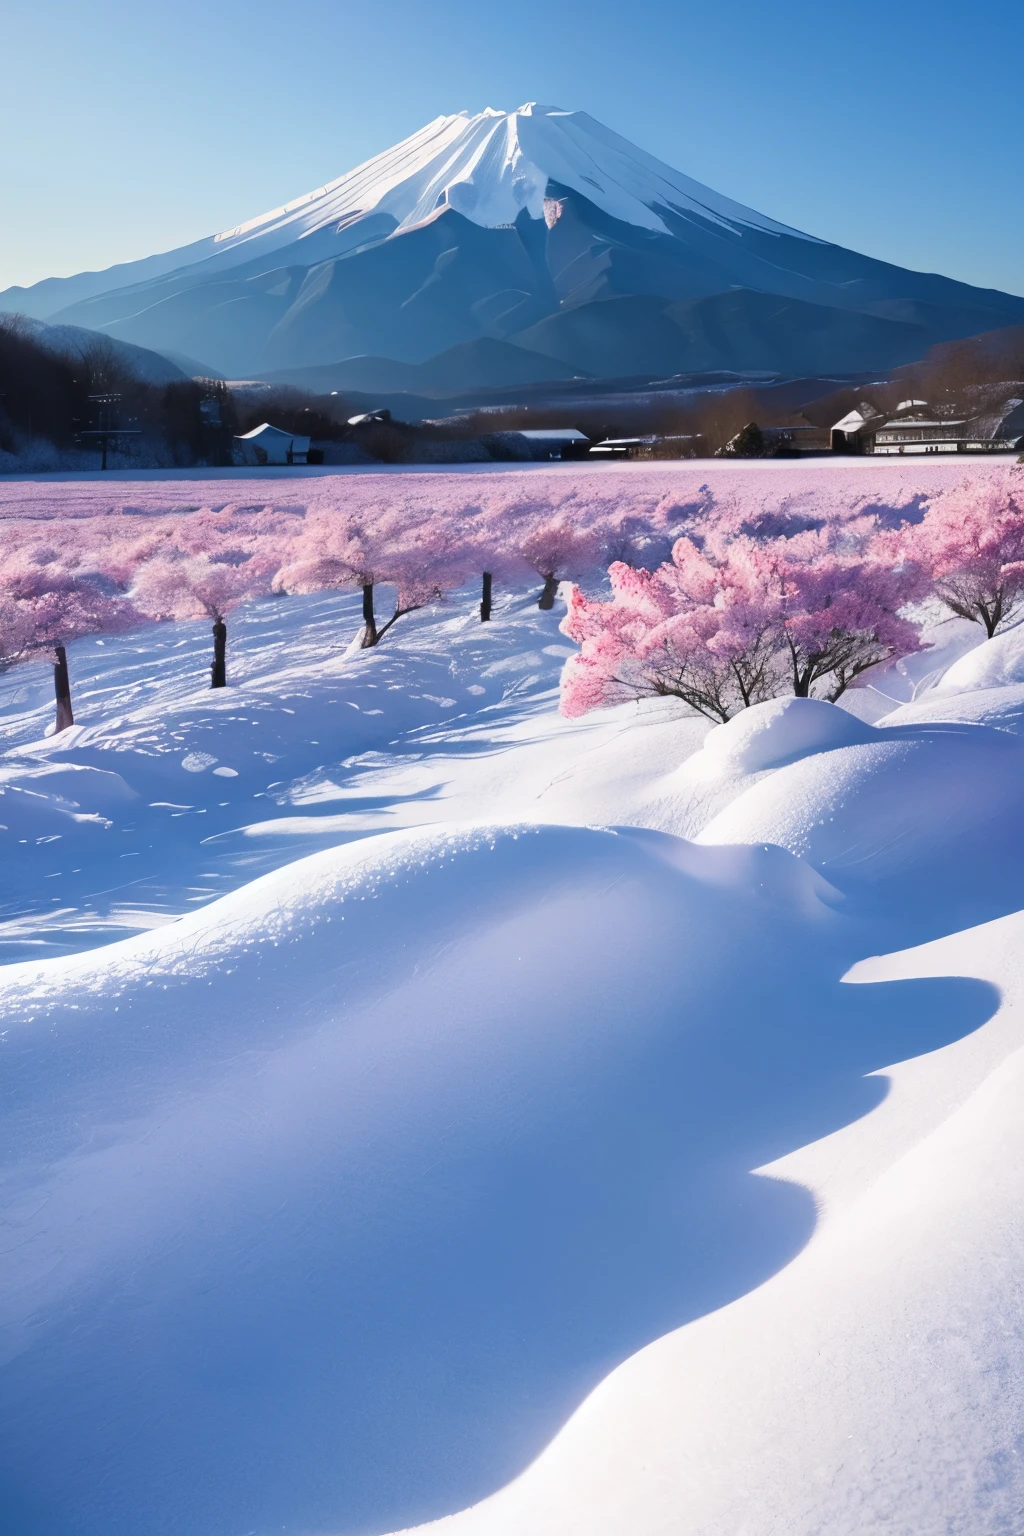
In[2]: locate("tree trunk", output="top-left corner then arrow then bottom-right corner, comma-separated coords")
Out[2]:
538,573 -> 559,610
361,582 -> 379,648
480,571 -> 493,622
211,619 -> 227,688
53,645 -> 74,733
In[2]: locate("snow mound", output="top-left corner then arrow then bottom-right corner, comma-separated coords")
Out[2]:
2,761 -> 137,810
642,698 -> 878,843
697,722 -> 1024,927
415,909 -> 1023,1536
879,681 -> 1024,738
695,697 -> 876,777
0,820 -> 845,1536
0,762 -> 138,841
931,622 -> 1024,695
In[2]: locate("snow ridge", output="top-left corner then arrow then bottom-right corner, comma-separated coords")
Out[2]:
212,104 -> 807,259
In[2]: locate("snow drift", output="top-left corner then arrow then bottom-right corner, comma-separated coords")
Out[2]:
1,821 -> 854,1536
2,563 -> 1024,1535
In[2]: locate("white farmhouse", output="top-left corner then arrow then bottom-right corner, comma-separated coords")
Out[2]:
233,423 -> 311,466
507,428 -> 590,460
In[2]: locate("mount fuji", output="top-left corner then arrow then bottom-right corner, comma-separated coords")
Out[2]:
5,104 -> 1024,391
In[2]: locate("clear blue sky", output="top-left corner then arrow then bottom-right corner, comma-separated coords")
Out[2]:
3,0 -> 1022,297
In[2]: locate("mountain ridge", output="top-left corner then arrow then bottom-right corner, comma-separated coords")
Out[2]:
4,105 -> 1023,388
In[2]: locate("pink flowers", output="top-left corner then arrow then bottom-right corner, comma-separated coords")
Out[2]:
0,538 -> 142,729
557,465 -> 1023,726
883,469 -> 1024,637
129,509 -> 295,686
560,520 -> 928,722
0,464 -> 1021,732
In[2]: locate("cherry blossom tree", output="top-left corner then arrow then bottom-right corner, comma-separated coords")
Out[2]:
131,512 -> 287,686
743,525 -> 926,699
0,594 -> 34,675
275,505 -> 460,647
888,471 -> 1024,636
560,541 -> 781,723
0,544 -> 139,730
275,512 -> 397,648
454,505 -> 525,622
504,509 -> 605,609
560,522 -> 925,722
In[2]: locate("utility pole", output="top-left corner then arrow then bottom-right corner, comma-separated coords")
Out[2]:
96,393 -> 113,471
79,392 -> 141,469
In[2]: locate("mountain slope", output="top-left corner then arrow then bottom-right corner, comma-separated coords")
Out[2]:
264,337 -> 584,397
512,288 -> 934,378
15,316 -> 189,384
3,104 -> 1023,385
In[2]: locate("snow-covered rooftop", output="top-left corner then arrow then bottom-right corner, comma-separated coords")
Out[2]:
236,422 -> 303,442
513,428 -> 590,442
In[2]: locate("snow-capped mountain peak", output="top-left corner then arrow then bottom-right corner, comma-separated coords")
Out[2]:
210,103 -> 806,263
5,102 -> 1023,385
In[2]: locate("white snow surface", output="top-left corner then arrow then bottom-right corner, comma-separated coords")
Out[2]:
2,581 -> 1024,1536
928,617 -> 1024,695
694,695 -> 877,774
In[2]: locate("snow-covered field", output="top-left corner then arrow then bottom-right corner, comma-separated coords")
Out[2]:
3,453 -> 1015,495
3,547 -> 1024,1534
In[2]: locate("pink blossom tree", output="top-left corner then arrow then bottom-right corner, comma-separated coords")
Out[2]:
504,508 -> 605,609
131,512 -> 286,686
454,506 -> 524,622
560,522 -> 925,722
275,512 -> 401,648
276,504 -> 464,646
560,540 -> 781,722
0,594 -> 34,675
0,544 -> 140,731
888,471 -> 1024,636
741,525 -> 926,698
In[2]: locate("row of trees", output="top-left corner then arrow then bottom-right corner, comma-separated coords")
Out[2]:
560,474 -> 1024,720
1,468 -> 1021,732
0,489 -> 673,728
